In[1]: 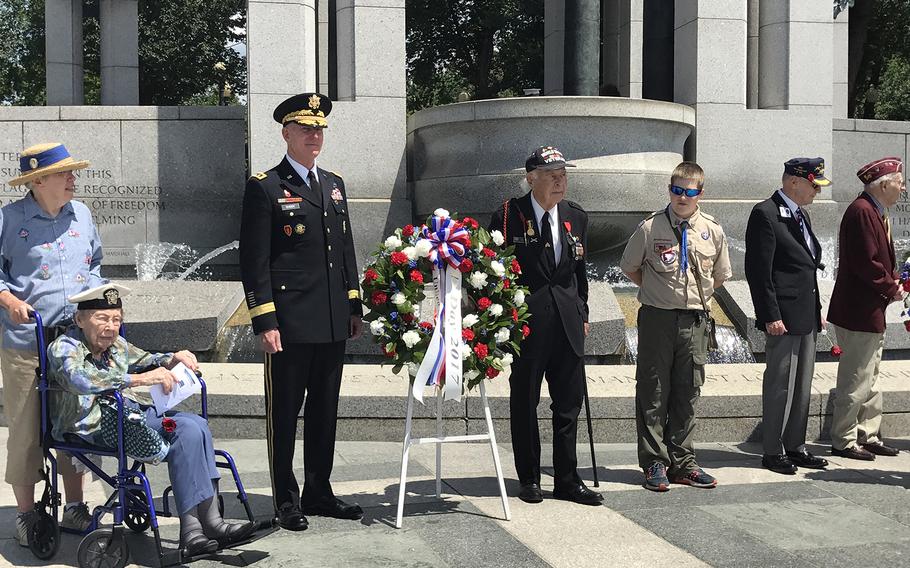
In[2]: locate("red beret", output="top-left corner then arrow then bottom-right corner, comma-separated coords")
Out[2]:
857,157 -> 903,184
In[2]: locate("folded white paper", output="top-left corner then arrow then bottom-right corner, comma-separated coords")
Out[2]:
149,362 -> 202,415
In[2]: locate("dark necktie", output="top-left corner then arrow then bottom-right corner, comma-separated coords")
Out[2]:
679,220 -> 689,274
796,208 -> 813,253
541,211 -> 556,272
307,170 -> 321,194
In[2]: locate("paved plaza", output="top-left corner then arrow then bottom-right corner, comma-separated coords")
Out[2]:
0,427 -> 908,567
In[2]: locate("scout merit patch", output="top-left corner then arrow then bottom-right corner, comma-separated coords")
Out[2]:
655,243 -> 676,264
701,231 -> 709,240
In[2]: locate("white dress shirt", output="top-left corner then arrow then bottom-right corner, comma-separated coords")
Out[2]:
530,193 -> 562,265
286,154 -> 319,188
776,189 -> 815,257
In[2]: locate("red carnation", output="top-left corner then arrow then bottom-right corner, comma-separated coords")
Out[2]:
382,345 -> 396,358
402,313 -> 415,323
902,280 -> 910,292
402,224 -> 415,237
410,269 -> 424,283
391,251 -> 408,266
474,343 -> 489,358
363,268 -> 378,284
482,247 -> 496,258
462,328 -> 475,342
830,345 -> 842,357
371,291 -> 388,306
477,297 -> 492,310
485,367 -> 499,379
503,279 -> 510,289
905,320 -> 910,332
162,417 -> 177,434
459,259 -> 474,273
521,325 -> 531,338
512,308 -> 519,322
419,321 -> 433,331
462,217 -> 479,229
511,259 -> 521,274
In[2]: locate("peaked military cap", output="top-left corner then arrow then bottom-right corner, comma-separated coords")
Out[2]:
68,283 -> 132,310
273,92 -> 332,128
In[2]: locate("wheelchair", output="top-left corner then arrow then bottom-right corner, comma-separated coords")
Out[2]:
27,311 -> 275,567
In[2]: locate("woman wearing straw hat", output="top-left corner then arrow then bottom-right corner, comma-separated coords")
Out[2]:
0,143 -> 105,545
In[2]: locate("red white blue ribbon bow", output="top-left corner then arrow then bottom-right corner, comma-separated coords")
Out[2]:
422,216 -> 470,270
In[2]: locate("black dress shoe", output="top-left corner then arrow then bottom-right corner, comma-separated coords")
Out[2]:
762,454 -> 797,475
182,532 -> 219,557
206,521 -> 258,548
302,497 -> 363,520
552,483 -> 603,506
786,449 -> 828,469
831,445 -> 875,461
862,442 -> 900,457
517,483 -> 543,504
275,504 -> 309,531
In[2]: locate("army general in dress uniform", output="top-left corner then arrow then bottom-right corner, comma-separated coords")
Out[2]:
239,93 -> 364,530
620,161 -> 731,492
488,146 -> 602,506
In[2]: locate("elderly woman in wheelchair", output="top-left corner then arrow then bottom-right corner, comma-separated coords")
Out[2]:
46,284 -> 256,557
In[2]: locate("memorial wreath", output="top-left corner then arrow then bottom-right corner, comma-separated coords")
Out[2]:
361,209 -> 531,402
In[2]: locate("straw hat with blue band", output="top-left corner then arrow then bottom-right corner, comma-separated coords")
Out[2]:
8,143 -> 90,187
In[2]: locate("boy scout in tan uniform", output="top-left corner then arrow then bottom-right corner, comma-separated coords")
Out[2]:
620,161 -> 732,492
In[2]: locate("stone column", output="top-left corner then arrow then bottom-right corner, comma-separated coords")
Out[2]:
45,0 -> 83,105
618,0 -> 643,98
544,0 -> 565,95
747,0 -> 759,108
832,9 -> 849,118
247,0 -> 317,171
100,0 -> 139,105
564,0 -> 600,95
601,0 -> 620,95
642,0 -> 673,101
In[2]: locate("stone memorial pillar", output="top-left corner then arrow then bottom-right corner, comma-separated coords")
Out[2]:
100,0 -> 139,105
544,0 -> 565,95
832,9 -> 849,118
564,0 -> 600,95
642,0 -> 673,101
45,0 -> 84,105
618,0 -> 643,98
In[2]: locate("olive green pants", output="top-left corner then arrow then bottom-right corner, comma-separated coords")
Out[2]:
634,305 -> 706,475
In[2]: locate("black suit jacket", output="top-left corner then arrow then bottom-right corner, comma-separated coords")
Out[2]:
239,157 -> 362,343
488,193 -> 589,357
744,191 -> 822,335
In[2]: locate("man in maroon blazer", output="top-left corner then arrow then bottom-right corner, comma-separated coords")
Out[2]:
827,157 -> 905,460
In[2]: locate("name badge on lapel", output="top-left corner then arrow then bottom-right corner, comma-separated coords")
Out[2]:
280,203 -> 301,211
778,206 -> 792,219
511,236 -> 527,245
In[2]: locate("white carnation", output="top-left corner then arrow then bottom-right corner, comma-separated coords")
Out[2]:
490,261 -> 505,277
462,314 -> 479,327
494,328 -> 510,343
369,319 -> 386,336
464,369 -> 480,382
513,290 -> 525,306
460,344 -> 472,360
488,304 -> 503,317
403,246 -> 418,260
433,208 -> 450,218
391,292 -> 407,305
501,353 -> 513,366
385,235 -> 402,249
469,272 -> 488,289
402,330 -> 421,348
490,230 -> 504,246
415,239 -> 433,257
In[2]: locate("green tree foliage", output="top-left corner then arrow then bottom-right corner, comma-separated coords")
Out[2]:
0,0 -> 46,105
406,0 -> 543,113
852,0 -> 910,119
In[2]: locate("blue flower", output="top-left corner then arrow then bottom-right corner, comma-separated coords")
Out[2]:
390,311 -> 399,320
408,260 -> 418,268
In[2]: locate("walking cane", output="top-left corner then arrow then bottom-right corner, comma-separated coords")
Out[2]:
583,380 -> 599,487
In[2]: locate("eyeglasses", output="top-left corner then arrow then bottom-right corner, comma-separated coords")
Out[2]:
669,185 -> 703,198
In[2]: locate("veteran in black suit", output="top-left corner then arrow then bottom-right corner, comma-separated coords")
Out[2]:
744,157 -> 830,475
488,146 -> 602,506
239,93 -> 364,530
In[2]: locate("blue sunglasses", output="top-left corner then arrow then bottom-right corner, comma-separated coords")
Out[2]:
669,185 -> 703,197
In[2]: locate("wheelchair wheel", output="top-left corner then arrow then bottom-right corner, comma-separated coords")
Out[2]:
27,510 -> 59,560
123,490 -> 151,533
77,528 -> 129,568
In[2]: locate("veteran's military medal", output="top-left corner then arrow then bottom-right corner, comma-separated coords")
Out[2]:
564,222 -> 584,260
526,220 -> 535,237
283,225 -> 292,236
295,223 -> 306,235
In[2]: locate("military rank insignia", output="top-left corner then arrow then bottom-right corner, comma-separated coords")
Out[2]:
283,189 -> 292,198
